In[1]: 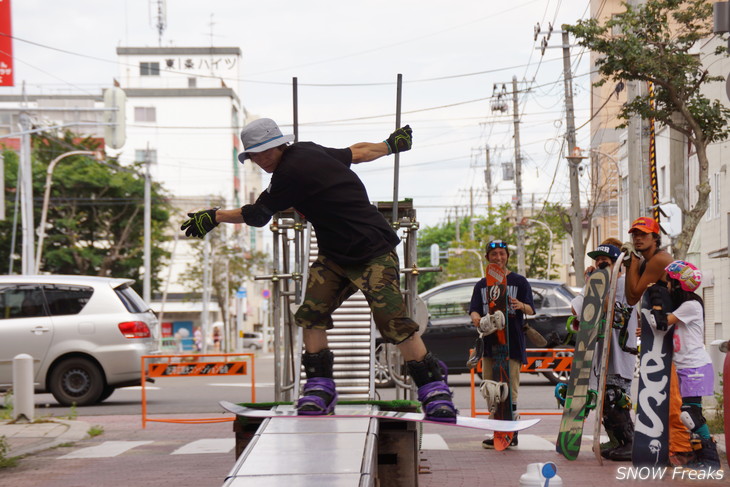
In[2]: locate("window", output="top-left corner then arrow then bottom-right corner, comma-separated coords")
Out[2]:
706,172 -> 721,221
0,285 -> 46,319
424,284 -> 474,319
43,285 -> 93,316
660,166 -> 666,199
134,107 -> 156,122
0,112 -> 11,136
713,172 -> 720,219
188,77 -> 197,88
621,176 -> 629,222
115,284 -> 150,313
532,284 -> 572,312
610,14 -> 623,36
135,149 -> 157,164
140,62 -> 160,76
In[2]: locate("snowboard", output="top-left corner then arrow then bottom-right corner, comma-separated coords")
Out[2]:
555,267 -> 610,460
485,263 -> 513,451
218,401 -> 541,432
592,254 -> 625,464
632,283 -> 674,467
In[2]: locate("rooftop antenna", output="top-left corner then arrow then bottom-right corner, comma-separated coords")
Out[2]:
209,13 -> 216,47
151,0 -> 167,46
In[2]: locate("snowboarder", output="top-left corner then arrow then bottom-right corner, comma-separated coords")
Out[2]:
181,118 -> 456,421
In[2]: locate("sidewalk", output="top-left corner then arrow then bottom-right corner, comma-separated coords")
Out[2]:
0,412 -> 726,485
418,413 -> 728,486
0,418 -> 89,458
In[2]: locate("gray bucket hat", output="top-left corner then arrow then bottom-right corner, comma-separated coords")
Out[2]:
238,118 -> 295,163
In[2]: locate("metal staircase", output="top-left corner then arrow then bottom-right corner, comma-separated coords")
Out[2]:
300,230 -> 374,401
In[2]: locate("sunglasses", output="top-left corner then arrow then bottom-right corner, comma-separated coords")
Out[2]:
488,241 -> 508,249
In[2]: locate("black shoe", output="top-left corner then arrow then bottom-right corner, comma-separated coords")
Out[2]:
608,442 -> 632,462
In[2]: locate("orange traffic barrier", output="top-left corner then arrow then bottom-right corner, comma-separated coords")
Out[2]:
140,352 -> 256,428
469,348 -> 573,418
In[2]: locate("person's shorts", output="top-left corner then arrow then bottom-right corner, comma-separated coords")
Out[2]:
294,251 -> 418,344
676,363 -> 714,397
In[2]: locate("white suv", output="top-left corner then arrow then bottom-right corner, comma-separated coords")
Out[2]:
0,275 -> 159,406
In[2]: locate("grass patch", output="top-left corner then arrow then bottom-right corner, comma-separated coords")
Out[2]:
707,373 -> 724,435
1,392 -> 13,420
0,436 -> 18,469
88,425 -> 104,438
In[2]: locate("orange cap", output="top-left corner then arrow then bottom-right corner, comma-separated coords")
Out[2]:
629,216 -> 660,234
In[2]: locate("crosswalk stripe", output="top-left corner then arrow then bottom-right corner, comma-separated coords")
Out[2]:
59,441 -> 153,459
171,439 -> 235,455
421,434 -> 449,450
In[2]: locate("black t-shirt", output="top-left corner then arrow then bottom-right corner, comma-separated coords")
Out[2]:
254,142 -> 400,265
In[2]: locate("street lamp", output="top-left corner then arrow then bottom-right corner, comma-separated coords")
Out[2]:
36,150 -> 103,274
448,247 -> 485,270
521,217 -> 553,279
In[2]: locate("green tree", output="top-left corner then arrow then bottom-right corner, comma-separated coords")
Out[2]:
565,0 -> 730,259
178,226 -> 269,340
1,132 -> 171,295
416,203 -> 569,291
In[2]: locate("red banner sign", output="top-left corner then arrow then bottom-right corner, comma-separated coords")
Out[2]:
0,0 -> 13,86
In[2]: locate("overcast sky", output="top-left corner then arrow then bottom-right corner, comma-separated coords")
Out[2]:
5,0 -> 594,228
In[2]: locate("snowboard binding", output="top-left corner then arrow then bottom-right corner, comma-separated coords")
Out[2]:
481,379 -> 509,416
296,377 -> 338,415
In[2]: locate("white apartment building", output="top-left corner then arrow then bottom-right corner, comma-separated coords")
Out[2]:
0,46 -> 270,350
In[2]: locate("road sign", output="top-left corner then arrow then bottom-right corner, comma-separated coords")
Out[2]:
430,243 -> 440,266
147,362 -> 247,377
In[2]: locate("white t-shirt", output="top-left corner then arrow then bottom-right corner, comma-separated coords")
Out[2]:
670,300 -> 712,370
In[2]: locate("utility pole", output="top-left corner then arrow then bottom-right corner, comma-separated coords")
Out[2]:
454,206 -> 460,242
485,145 -> 493,210
19,109 -> 34,275
143,144 -> 152,304
469,188 -> 475,241
626,0 -> 652,222
561,30 -> 586,286
536,23 -> 585,285
511,76 -> 526,276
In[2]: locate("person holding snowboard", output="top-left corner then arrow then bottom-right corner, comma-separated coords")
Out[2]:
570,240 -> 637,461
181,118 -> 456,422
468,239 -> 536,448
656,260 -> 720,470
622,216 -> 694,465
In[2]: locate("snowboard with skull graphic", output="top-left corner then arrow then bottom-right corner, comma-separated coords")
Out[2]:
632,284 -> 674,467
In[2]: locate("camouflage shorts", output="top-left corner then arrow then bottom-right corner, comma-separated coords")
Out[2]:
294,251 -> 418,344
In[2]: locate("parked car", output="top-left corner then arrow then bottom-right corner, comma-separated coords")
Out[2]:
242,332 -> 264,350
0,275 -> 160,406
375,277 -> 577,387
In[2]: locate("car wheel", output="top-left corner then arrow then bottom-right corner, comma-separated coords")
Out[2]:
98,385 -> 115,402
49,357 -> 104,406
541,350 -> 573,385
248,344 -> 259,351
374,343 -> 395,388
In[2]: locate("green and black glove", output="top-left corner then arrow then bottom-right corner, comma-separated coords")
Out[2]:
181,209 -> 219,238
384,125 -> 413,154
